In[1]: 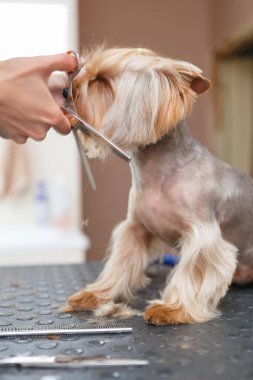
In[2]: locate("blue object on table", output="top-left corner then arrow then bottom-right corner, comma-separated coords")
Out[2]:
163,254 -> 180,267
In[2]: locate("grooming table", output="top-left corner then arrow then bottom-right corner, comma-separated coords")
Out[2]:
0,263 -> 251,380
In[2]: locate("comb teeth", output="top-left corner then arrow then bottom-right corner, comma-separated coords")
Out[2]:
76,125 -> 130,162
111,146 -> 131,162
0,322 -> 128,331
0,322 -> 132,336
78,123 -> 131,163
65,107 -> 131,163
76,123 -> 92,138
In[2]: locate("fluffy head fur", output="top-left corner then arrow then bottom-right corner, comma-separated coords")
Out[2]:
73,47 -> 211,158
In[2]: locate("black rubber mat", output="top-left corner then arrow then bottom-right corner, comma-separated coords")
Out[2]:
0,263 -> 252,380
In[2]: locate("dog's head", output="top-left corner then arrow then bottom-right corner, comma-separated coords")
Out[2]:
73,47 -> 211,158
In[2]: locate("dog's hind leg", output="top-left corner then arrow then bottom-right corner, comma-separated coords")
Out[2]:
66,219 -> 154,316
144,220 -> 238,325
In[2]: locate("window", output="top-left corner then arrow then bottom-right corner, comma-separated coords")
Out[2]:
0,0 -> 79,59
215,31 -> 253,176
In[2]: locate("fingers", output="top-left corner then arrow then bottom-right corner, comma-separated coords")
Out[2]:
19,112 -> 71,142
51,110 -> 72,135
0,127 -> 27,144
64,112 -> 79,128
42,53 -> 77,74
15,136 -> 28,144
38,53 -> 79,134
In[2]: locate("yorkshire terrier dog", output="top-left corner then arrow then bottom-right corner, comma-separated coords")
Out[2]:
66,47 -> 253,325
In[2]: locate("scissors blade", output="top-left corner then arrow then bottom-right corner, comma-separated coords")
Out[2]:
73,128 -> 96,190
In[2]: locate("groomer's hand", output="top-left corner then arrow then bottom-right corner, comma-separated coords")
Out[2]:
0,54 -> 76,144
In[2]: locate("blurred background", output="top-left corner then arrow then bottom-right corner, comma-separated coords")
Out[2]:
0,0 -> 253,264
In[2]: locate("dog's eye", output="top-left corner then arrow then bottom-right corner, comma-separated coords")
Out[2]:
62,88 -> 69,99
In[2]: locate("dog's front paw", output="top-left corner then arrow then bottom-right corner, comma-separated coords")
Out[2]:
144,303 -> 191,325
65,291 -> 103,312
63,290 -> 138,318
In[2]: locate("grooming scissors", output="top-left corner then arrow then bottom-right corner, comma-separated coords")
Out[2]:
63,51 -> 131,168
63,51 -> 96,190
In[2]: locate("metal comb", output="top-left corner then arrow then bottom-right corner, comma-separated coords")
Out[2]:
0,355 -> 149,368
0,322 -> 132,337
65,107 -> 131,162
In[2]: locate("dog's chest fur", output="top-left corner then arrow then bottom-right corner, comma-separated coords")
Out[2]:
130,122 -> 208,242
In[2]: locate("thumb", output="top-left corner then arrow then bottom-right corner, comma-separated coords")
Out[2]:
41,53 -> 77,74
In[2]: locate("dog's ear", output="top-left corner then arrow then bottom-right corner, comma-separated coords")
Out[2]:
190,76 -> 211,94
154,62 -> 211,139
173,61 -> 211,94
